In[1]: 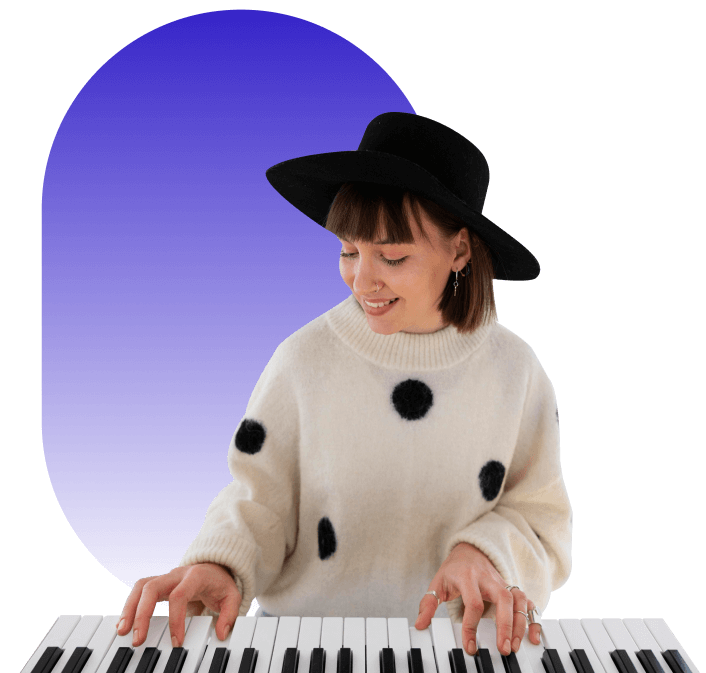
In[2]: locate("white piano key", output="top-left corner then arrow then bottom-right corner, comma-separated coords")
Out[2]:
430,618 -> 456,673
96,615 -> 164,673
558,619 -> 606,673
151,616 -> 193,673
451,622 -> 476,670
222,616 -> 258,673
477,619 -> 506,672
388,618 -> 411,673
270,616 -> 301,673
367,618 -> 389,673
520,629 -> 546,673
180,616 -> 214,673
580,619 -> 621,673
321,618 -> 344,673
601,619 -> 645,673
82,616 -> 122,673
125,616 -> 169,673
541,619 -> 574,673
298,617 -> 323,673
198,617 -> 236,673
344,618 -> 365,673
21,615 -> 82,673
408,623 -> 435,673
51,615 -> 103,673
644,619 -> 699,673
251,617 -> 279,673
622,618 -> 675,672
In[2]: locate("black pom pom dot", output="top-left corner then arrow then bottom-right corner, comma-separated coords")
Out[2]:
318,517 -> 337,560
391,379 -> 433,420
478,460 -> 506,501
234,418 -> 266,455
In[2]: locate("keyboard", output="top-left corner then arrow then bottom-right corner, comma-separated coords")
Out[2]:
21,615 -> 698,673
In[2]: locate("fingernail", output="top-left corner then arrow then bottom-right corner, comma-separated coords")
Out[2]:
172,635 -> 178,648
503,639 -> 511,655
512,637 -> 520,651
132,629 -> 139,645
466,639 -> 476,655
117,618 -> 125,632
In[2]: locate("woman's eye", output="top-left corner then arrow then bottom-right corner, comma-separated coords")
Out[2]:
339,252 -> 406,267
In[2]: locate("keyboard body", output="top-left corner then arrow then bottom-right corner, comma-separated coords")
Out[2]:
21,615 -> 699,673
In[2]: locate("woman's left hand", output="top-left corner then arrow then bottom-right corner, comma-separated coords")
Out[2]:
414,542 -> 541,656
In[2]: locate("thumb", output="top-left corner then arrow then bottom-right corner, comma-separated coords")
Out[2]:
415,588 -> 442,630
214,590 -> 241,641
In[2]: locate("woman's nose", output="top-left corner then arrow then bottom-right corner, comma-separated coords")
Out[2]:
351,256 -> 378,294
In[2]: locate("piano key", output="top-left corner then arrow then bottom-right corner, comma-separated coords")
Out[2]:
251,617 -> 279,673
270,617 -> 300,673
452,623 -> 475,668
81,617 -> 122,673
107,648 -> 134,673
204,648 -> 229,673
518,630 -> 546,673
407,649 -> 424,673
388,618 -> 411,673
22,616 -> 82,673
609,650 -> 638,673
281,648 -> 300,673
134,648 -> 161,673
541,620 -> 573,673
581,619 -> 622,673
62,647 -> 94,673
31,646 -> 64,673
475,621 -> 524,673
558,619 -> 606,673
540,649 -> 566,673
469,620 -> 534,673
343,618 -> 364,673
662,650 -> 693,673
126,617 -> 169,673
337,649 -> 352,673
429,618 -> 456,673
367,618 -> 389,673
475,648 -> 495,673
221,616 -> 257,673
448,648 -> 467,673
318,617 -> 342,673
644,620 -> 698,673
570,649 -> 595,673
150,617 -> 192,673
409,620 -> 435,673
380,648 -> 396,673
237,649 -> 258,673
163,648 -> 187,673
298,617 -> 322,673
178,617 -> 213,673
623,617 -> 698,673
309,648 -> 325,673
50,616 -> 103,673
600,620 -> 646,673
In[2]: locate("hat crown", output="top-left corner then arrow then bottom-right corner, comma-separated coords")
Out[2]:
357,112 -> 490,212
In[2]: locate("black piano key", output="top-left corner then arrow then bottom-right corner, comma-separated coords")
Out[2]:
309,647 -> 326,673
106,647 -> 134,673
61,646 -> 93,673
239,647 -> 259,673
163,647 -> 188,673
474,648 -> 494,673
449,648 -> 468,673
501,653 -> 522,673
610,650 -> 638,673
282,648 -> 300,673
662,650 -> 692,673
337,648 -> 353,673
569,649 -> 594,673
541,649 -> 567,673
380,648 -> 396,673
208,647 -> 230,673
637,650 -> 666,673
31,646 -> 64,673
408,648 -> 424,673
134,647 -> 161,673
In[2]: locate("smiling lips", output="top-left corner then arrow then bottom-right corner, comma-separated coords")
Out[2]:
364,298 -> 399,308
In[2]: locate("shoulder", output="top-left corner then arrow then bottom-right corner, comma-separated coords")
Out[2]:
486,321 -> 542,370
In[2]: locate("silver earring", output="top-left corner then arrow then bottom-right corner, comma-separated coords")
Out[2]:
453,262 -> 471,297
453,271 -> 460,296
375,283 -> 380,293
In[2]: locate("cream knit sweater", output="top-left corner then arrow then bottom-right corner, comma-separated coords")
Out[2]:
180,293 -> 572,623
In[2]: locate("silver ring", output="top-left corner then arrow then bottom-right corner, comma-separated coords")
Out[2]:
514,610 -> 529,622
505,585 -> 520,592
529,607 -> 542,626
425,590 -> 440,606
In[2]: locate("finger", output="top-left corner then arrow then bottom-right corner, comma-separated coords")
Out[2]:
527,600 -> 542,645
117,576 -> 156,636
509,589 -> 528,653
459,586 -> 485,655
133,576 -> 172,646
214,588 -> 241,641
168,570 -> 202,647
492,584 -> 514,656
415,590 -> 442,630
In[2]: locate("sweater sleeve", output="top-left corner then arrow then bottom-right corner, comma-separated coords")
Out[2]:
179,341 -> 300,616
443,351 -> 572,623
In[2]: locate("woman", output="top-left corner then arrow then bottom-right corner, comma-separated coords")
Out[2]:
117,112 -> 572,658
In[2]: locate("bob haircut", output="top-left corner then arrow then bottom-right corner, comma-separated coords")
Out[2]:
324,181 -> 497,335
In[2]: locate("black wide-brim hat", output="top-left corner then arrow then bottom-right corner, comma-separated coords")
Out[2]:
265,112 -> 539,280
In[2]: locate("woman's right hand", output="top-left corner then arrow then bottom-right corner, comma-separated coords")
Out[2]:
116,563 -> 242,647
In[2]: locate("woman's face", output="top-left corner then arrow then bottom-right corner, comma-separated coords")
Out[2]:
338,199 -> 471,335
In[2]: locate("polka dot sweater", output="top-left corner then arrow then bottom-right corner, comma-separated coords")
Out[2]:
180,293 -> 572,623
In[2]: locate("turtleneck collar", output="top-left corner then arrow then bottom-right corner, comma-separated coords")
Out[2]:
325,293 -> 495,370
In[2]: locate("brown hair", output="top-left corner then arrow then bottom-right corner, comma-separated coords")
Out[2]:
324,181 -> 497,334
